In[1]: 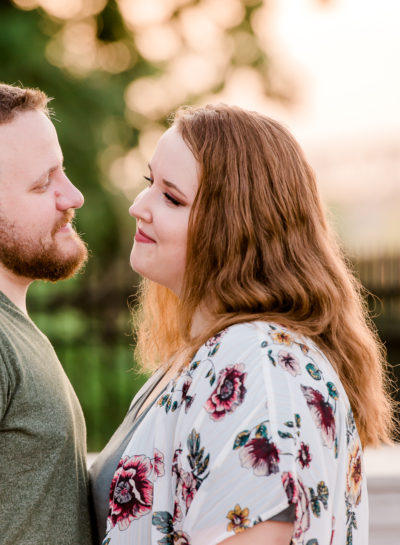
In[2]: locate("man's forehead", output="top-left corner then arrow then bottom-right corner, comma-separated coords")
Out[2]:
0,108 -> 56,141
0,109 -> 61,184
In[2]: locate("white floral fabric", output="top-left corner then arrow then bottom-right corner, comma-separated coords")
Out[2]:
102,321 -> 368,545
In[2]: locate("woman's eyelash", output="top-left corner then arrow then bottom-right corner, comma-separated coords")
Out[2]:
144,175 -> 181,206
164,193 -> 181,206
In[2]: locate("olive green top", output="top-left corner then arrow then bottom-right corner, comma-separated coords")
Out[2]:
0,291 -> 93,544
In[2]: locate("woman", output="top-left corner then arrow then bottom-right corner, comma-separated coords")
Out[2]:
90,104 -> 394,545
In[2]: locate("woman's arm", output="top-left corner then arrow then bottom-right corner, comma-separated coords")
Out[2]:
220,520 -> 293,545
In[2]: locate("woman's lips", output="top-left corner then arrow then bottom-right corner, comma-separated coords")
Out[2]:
135,228 -> 156,243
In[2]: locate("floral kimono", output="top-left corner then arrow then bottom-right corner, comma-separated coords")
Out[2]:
102,321 -> 367,545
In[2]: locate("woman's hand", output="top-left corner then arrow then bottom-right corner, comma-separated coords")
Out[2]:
220,520 -> 293,545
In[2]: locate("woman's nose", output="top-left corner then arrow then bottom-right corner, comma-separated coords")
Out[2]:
129,190 -> 152,222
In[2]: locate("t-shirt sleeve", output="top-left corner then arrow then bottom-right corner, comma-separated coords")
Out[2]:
0,350 -> 10,421
169,323 -> 314,545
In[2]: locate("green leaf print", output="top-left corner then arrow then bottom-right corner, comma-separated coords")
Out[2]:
208,343 -> 220,357
233,430 -> 251,449
268,349 -> 276,366
158,537 -> 174,545
152,511 -> 173,535
309,481 -> 329,518
327,381 -> 339,400
255,423 -> 268,438
284,421 -> 295,427
306,363 -> 321,380
186,429 -> 210,481
317,481 -> 329,508
278,430 -> 294,439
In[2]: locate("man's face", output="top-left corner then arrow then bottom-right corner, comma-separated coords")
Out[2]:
0,109 -> 87,282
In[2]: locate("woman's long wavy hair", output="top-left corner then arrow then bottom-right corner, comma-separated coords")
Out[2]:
134,103 -> 395,447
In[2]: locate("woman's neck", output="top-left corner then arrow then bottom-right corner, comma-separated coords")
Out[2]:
190,305 -> 212,338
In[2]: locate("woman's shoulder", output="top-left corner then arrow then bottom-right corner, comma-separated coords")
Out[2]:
186,321 -> 312,390
197,320 -> 315,359
190,320 -> 343,399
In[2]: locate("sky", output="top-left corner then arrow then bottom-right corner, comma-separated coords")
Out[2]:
270,0 -> 400,138
261,0 -> 400,252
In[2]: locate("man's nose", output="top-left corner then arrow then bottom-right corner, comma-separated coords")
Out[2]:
56,176 -> 84,210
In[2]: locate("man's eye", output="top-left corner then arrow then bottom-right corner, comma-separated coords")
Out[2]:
34,180 -> 50,192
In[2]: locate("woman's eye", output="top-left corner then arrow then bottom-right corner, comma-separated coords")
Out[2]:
164,193 -> 181,206
144,175 -> 153,186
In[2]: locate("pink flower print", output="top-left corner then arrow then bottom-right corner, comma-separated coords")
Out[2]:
277,350 -> 301,376
205,363 -> 247,421
346,441 -> 363,506
296,442 -> 312,469
181,378 -> 195,412
239,436 -> 280,476
301,385 -> 336,449
205,329 -> 227,347
153,448 -> 165,479
172,447 -> 183,480
282,471 -> 297,504
282,472 -> 311,540
173,499 -> 183,523
108,455 -> 153,530
181,471 -> 198,511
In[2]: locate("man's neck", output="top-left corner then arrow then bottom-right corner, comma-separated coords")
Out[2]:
0,264 -> 30,314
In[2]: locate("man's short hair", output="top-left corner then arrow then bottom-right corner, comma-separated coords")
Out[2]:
0,83 -> 51,124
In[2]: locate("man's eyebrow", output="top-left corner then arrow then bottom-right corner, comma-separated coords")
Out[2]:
30,165 -> 58,187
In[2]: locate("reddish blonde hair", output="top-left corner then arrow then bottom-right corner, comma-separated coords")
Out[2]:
0,82 -> 51,124
135,104 -> 395,447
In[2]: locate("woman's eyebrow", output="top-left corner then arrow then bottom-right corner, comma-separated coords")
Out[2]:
148,163 -> 189,200
163,179 -> 188,199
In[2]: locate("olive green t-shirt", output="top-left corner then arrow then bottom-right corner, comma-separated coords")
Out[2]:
0,291 -> 93,544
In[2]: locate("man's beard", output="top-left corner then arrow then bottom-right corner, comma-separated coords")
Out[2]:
0,211 -> 88,281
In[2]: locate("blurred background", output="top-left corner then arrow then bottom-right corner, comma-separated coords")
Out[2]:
1,0 -> 399,456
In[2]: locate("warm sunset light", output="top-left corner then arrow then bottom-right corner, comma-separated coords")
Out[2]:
10,0 -> 400,252
2,6 -> 398,545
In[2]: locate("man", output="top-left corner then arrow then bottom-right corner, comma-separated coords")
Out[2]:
0,83 -> 93,543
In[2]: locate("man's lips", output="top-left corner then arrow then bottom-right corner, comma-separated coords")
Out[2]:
58,222 -> 73,233
135,228 -> 156,243
53,212 -> 75,235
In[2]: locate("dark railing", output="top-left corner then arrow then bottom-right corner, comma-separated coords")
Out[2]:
28,253 -> 400,451
353,253 -> 400,411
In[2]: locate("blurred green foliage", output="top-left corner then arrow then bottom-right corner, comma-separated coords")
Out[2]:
2,0 -> 397,449
1,0 -> 285,449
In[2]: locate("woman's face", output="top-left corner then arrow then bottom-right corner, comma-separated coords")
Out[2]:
129,126 -> 199,295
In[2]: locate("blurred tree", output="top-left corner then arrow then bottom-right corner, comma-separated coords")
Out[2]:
2,0 -> 298,269
2,0 -> 397,447
0,1 -> 133,270
0,0 -> 320,449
